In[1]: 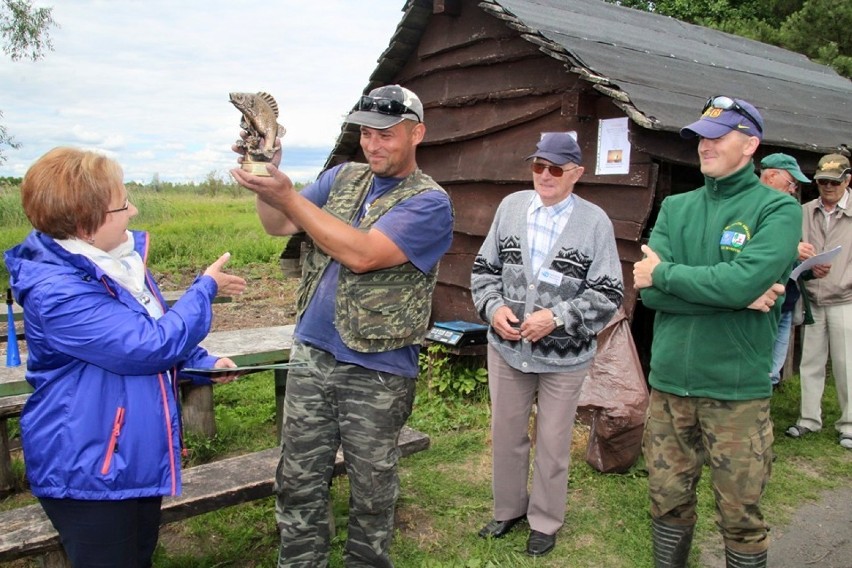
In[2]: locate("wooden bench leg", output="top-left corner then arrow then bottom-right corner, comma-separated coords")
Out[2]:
39,549 -> 72,568
274,369 -> 289,445
181,384 -> 216,438
0,419 -> 13,495
783,325 -> 798,380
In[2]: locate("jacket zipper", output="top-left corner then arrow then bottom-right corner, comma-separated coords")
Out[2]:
158,372 -> 179,495
100,406 -> 125,475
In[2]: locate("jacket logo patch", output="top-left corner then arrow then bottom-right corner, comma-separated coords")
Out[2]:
720,222 -> 751,252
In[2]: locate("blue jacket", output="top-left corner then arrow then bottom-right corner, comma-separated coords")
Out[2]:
4,230 -> 219,500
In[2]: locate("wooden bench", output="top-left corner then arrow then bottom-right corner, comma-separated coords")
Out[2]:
189,324 -> 296,439
0,425 -> 431,566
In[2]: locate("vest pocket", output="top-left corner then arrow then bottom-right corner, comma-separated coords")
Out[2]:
348,282 -> 428,339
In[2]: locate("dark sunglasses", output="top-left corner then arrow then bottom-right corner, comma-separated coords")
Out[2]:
357,96 -> 421,122
816,179 -> 844,187
703,95 -> 763,133
531,162 -> 579,178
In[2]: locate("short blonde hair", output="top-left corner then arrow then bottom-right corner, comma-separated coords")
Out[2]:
21,147 -> 124,239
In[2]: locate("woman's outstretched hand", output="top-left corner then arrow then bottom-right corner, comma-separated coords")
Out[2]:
203,252 -> 247,296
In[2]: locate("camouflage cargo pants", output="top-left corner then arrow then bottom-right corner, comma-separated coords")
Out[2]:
275,342 -> 416,568
643,389 -> 774,553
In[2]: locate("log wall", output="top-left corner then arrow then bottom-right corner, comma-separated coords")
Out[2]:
384,3 -> 658,323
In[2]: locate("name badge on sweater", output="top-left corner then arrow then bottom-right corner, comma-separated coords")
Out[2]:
539,268 -> 563,286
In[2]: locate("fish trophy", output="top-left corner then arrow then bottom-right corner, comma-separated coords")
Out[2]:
229,91 -> 286,176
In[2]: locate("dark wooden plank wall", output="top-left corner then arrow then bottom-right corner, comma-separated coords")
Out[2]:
393,2 -> 657,322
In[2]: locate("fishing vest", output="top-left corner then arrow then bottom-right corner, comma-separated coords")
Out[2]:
296,162 -> 446,352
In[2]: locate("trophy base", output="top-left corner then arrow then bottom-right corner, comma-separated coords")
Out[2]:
241,161 -> 272,177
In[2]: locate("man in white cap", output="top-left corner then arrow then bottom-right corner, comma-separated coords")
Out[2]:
232,84 -> 453,567
786,152 -> 852,451
471,132 -> 623,557
633,96 -> 801,568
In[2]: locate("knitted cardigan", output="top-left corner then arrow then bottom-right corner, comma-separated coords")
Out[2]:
471,190 -> 623,373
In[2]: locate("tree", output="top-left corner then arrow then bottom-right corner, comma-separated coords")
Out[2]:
609,0 -> 852,79
0,0 -> 57,162
780,0 -> 852,78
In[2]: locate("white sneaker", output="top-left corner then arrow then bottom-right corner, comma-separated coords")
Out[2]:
840,436 -> 852,450
785,424 -> 816,438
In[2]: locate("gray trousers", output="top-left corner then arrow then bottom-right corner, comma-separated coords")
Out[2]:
487,345 -> 587,535
798,302 -> 852,436
275,342 -> 415,568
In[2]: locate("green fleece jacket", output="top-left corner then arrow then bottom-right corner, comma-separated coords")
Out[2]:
640,161 -> 802,400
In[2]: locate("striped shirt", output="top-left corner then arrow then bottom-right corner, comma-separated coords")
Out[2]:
527,192 -> 575,275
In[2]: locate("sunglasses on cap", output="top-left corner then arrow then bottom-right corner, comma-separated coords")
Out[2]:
531,162 -> 579,177
703,95 -> 763,134
357,96 -> 422,122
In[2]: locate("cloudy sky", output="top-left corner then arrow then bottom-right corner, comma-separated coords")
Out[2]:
0,0 -> 406,184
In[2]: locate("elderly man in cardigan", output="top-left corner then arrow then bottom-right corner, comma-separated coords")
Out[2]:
471,132 -> 623,557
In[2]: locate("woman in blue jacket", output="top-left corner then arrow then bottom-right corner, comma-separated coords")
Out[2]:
3,147 -> 247,567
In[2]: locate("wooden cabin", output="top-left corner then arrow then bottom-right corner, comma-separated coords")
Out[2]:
323,0 -> 852,364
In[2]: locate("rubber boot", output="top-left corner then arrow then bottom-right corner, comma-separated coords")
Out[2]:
651,518 -> 694,568
725,547 -> 767,568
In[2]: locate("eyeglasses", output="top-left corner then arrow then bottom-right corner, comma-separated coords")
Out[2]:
703,95 -> 763,134
357,96 -> 422,122
774,171 -> 798,194
816,179 -> 844,187
106,199 -> 130,214
531,162 -> 579,178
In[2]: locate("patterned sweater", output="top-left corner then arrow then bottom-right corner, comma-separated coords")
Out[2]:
471,190 -> 623,373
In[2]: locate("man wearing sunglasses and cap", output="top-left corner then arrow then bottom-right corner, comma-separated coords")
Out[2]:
471,132 -> 623,557
232,84 -> 453,567
787,152 -> 852,451
633,96 -> 802,568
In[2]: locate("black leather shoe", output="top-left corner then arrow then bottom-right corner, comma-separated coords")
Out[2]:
526,530 -> 556,556
477,515 -> 526,538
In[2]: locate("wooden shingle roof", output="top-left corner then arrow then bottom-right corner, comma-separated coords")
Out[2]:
330,0 -> 851,163
492,0 -> 852,152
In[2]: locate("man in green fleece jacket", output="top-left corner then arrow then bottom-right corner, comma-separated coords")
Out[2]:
633,96 -> 802,568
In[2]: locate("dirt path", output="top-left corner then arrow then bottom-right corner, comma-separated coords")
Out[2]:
699,486 -> 852,567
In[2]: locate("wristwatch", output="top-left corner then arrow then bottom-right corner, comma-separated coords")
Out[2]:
552,314 -> 564,329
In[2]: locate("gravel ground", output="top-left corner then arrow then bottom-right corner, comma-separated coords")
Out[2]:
699,486 -> 852,568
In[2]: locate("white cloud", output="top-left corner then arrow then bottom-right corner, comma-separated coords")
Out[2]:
0,0 -> 405,183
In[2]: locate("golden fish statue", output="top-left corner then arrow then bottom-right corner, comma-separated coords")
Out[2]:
229,91 -> 286,176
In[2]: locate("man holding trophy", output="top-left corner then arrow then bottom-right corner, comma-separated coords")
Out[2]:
231,85 -> 453,567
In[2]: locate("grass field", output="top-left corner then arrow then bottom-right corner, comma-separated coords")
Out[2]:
1,185 -> 850,567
